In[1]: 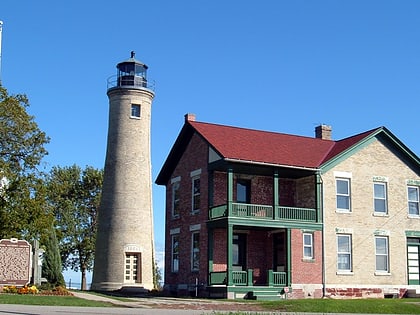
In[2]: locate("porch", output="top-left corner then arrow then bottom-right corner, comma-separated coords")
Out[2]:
208,269 -> 289,300
210,203 -> 317,222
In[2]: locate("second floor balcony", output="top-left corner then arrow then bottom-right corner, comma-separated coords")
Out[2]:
209,202 -> 318,222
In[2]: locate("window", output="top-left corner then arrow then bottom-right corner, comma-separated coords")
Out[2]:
337,234 -> 352,271
336,178 -> 351,211
172,181 -> 180,218
131,104 -> 141,118
375,236 -> 389,272
374,182 -> 388,214
171,234 -> 179,272
191,232 -> 200,271
303,233 -> 314,259
237,180 -> 251,203
192,176 -> 200,213
408,186 -> 419,215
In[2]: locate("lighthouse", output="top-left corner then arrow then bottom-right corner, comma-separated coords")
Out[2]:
91,52 -> 155,291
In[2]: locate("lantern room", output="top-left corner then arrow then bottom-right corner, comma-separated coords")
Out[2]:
114,51 -> 148,88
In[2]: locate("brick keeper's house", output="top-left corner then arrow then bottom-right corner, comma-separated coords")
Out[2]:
156,114 -> 420,300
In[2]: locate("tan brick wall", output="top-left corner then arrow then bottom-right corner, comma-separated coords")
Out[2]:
322,138 -> 420,289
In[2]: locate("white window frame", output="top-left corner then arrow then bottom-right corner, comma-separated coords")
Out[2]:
336,178 -> 351,212
337,234 -> 352,272
130,104 -> 141,118
408,186 -> 420,216
171,234 -> 179,273
191,232 -> 200,271
374,182 -> 388,214
303,233 -> 314,259
375,236 -> 389,273
171,180 -> 180,218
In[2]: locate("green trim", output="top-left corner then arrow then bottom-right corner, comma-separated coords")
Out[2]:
316,173 -> 323,223
321,127 -> 420,174
321,137 -> 377,173
208,228 -> 214,272
227,217 -> 323,230
407,179 -> 420,186
406,230 -> 420,237
287,229 -> 291,286
227,169 -> 233,214
274,172 -> 279,217
227,223 -> 233,286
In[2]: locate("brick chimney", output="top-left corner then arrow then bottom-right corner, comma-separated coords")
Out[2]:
185,113 -> 196,122
315,124 -> 332,140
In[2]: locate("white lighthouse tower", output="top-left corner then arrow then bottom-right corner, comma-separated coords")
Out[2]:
92,52 -> 155,291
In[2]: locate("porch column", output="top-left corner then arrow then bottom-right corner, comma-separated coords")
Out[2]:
227,223 -> 233,286
273,171 -> 279,219
227,168 -> 233,216
316,173 -> 323,223
287,228 -> 291,286
208,228 -> 214,273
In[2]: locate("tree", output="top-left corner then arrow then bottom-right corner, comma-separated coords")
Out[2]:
46,165 -> 103,290
41,224 -> 65,287
0,85 -> 50,241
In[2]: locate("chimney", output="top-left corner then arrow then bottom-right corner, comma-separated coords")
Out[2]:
315,124 -> 332,140
185,113 -> 196,122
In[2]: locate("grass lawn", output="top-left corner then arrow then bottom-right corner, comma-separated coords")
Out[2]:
0,294 -> 113,307
1,293 -> 420,314
257,298 -> 420,314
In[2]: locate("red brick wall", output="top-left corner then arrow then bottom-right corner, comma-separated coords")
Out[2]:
164,133 -> 209,287
290,229 -> 323,284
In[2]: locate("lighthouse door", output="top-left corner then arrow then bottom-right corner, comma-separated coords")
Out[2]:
125,253 -> 142,284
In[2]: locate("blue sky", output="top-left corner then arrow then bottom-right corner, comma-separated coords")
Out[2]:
2,0 -> 420,286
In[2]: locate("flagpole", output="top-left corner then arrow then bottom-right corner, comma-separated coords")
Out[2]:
0,20 -> 3,84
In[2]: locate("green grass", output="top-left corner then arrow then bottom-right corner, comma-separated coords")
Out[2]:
257,298 -> 420,314
2,293 -> 420,314
0,294 -> 114,307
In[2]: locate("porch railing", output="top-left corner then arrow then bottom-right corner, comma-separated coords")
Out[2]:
232,203 -> 273,218
209,203 -> 317,222
276,206 -> 316,222
209,269 -> 287,287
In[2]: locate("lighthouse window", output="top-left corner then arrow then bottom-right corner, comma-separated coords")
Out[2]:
131,104 -> 141,118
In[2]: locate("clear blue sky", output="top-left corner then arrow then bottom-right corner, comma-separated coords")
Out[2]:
2,0 -> 420,286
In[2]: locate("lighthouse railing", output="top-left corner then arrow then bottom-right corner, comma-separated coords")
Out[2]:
107,75 -> 155,91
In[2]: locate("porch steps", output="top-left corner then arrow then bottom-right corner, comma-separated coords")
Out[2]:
250,289 -> 284,300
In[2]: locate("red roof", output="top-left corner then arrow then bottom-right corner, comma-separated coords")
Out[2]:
189,121 -> 380,169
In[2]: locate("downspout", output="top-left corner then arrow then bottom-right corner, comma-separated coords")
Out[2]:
317,172 -> 326,297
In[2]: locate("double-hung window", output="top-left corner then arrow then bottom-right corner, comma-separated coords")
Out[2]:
191,232 -> 200,271
192,177 -> 200,213
171,178 -> 180,218
336,178 -> 351,211
375,236 -> 389,273
171,234 -> 179,273
303,233 -> 314,259
374,182 -> 388,214
337,234 -> 352,272
408,186 -> 420,216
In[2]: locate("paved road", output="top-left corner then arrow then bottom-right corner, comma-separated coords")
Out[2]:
0,304 -> 213,315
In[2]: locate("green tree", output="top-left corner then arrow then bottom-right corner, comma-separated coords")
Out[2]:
46,165 -> 103,290
41,224 -> 65,287
0,85 -> 50,241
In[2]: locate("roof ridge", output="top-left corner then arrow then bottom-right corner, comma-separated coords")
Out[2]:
189,120 -> 334,142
